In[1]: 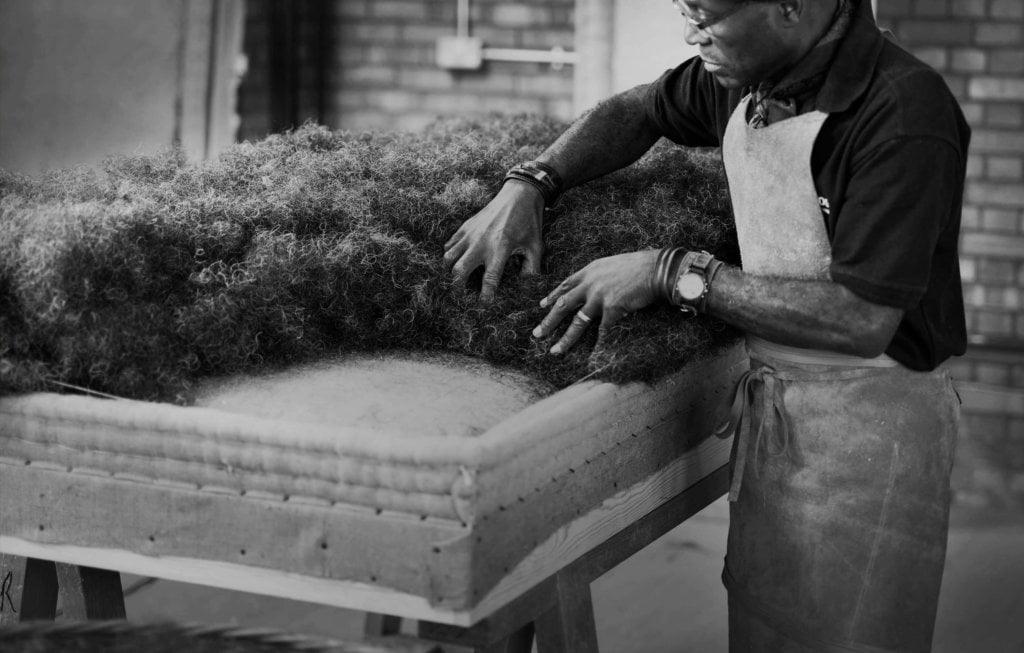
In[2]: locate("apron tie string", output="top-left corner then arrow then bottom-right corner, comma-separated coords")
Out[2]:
714,366 -> 796,502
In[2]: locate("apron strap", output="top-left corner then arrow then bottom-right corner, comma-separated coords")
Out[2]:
716,366 -> 798,502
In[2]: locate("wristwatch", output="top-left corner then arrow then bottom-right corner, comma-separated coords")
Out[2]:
671,250 -> 720,316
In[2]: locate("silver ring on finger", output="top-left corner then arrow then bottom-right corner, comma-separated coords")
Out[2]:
574,310 -> 593,324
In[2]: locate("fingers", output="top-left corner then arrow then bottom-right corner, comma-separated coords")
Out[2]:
549,305 -> 598,355
531,281 -> 636,355
443,227 -> 464,254
479,255 -> 507,303
519,249 -> 541,278
446,227 -> 539,300
532,281 -> 576,339
445,238 -> 514,302
443,234 -> 468,273
532,279 -> 600,355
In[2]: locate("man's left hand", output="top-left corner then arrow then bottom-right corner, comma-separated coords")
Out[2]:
532,249 -> 661,355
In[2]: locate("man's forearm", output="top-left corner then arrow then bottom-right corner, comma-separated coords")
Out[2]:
537,85 -> 662,190
707,267 -> 904,358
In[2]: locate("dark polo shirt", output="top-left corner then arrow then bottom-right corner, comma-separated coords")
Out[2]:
643,0 -> 970,371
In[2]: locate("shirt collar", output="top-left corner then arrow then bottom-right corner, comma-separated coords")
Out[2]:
813,0 -> 887,113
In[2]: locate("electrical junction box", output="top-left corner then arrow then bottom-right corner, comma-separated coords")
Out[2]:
436,35 -> 484,70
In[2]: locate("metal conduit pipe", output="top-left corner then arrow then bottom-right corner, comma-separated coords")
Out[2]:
437,0 -> 580,70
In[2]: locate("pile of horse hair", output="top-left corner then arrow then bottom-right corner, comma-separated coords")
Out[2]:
0,115 -> 739,405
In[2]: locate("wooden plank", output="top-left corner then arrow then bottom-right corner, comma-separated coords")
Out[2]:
466,437 -> 731,621
0,462 -> 471,606
55,564 -> 126,620
0,535 -> 473,626
534,568 -> 598,653
0,555 -> 58,623
421,465 -> 729,643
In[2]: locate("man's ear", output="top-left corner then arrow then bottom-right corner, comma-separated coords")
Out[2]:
776,0 -> 805,25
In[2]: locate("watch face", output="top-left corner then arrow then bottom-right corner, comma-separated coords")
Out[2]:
676,272 -> 705,302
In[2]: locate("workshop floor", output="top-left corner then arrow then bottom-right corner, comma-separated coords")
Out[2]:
122,496 -> 1024,652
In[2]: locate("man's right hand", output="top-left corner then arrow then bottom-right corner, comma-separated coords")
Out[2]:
443,179 -> 546,302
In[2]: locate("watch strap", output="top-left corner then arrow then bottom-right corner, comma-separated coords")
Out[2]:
697,256 -> 723,314
670,249 -> 721,314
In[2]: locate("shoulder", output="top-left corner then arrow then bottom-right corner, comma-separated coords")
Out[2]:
854,39 -> 970,153
644,57 -> 741,145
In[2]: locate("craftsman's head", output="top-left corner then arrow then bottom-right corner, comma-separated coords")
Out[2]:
672,0 -> 841,88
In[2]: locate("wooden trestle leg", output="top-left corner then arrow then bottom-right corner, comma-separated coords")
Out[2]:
534,568 -> 599,653
474,621 -> 535,653
364,612 -> 404,637
55,563 -> 126,620
416,569 -> 598,652
0,556 -> 125,623
0,556 -> 59,624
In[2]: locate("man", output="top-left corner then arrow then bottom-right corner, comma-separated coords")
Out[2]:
444,0 -> 968,651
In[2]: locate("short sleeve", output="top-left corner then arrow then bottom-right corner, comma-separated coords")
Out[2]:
829,135 -> 964,309
643,57 -> 727,147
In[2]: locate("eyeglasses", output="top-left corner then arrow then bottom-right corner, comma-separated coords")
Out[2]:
671,0 -> 756,33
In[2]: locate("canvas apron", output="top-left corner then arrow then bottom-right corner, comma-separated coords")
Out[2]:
718,96 -> 960,653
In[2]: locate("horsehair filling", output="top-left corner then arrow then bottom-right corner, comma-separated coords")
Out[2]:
0,115 -> 739,404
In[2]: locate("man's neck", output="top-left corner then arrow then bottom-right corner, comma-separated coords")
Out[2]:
768,0 -> 843,85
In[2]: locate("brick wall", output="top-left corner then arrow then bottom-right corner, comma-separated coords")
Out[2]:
877,0 -> 1024,511
238,0 -> 575,137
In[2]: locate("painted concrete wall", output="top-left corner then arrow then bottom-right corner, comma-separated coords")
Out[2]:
612,0 -> 700,93
0,0 -> 243,174
0,0 -> 183,173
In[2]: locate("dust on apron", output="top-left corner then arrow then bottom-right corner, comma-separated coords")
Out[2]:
718,95 -> 960,653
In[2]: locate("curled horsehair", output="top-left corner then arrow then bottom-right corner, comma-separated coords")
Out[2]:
0,115 -> 739,404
